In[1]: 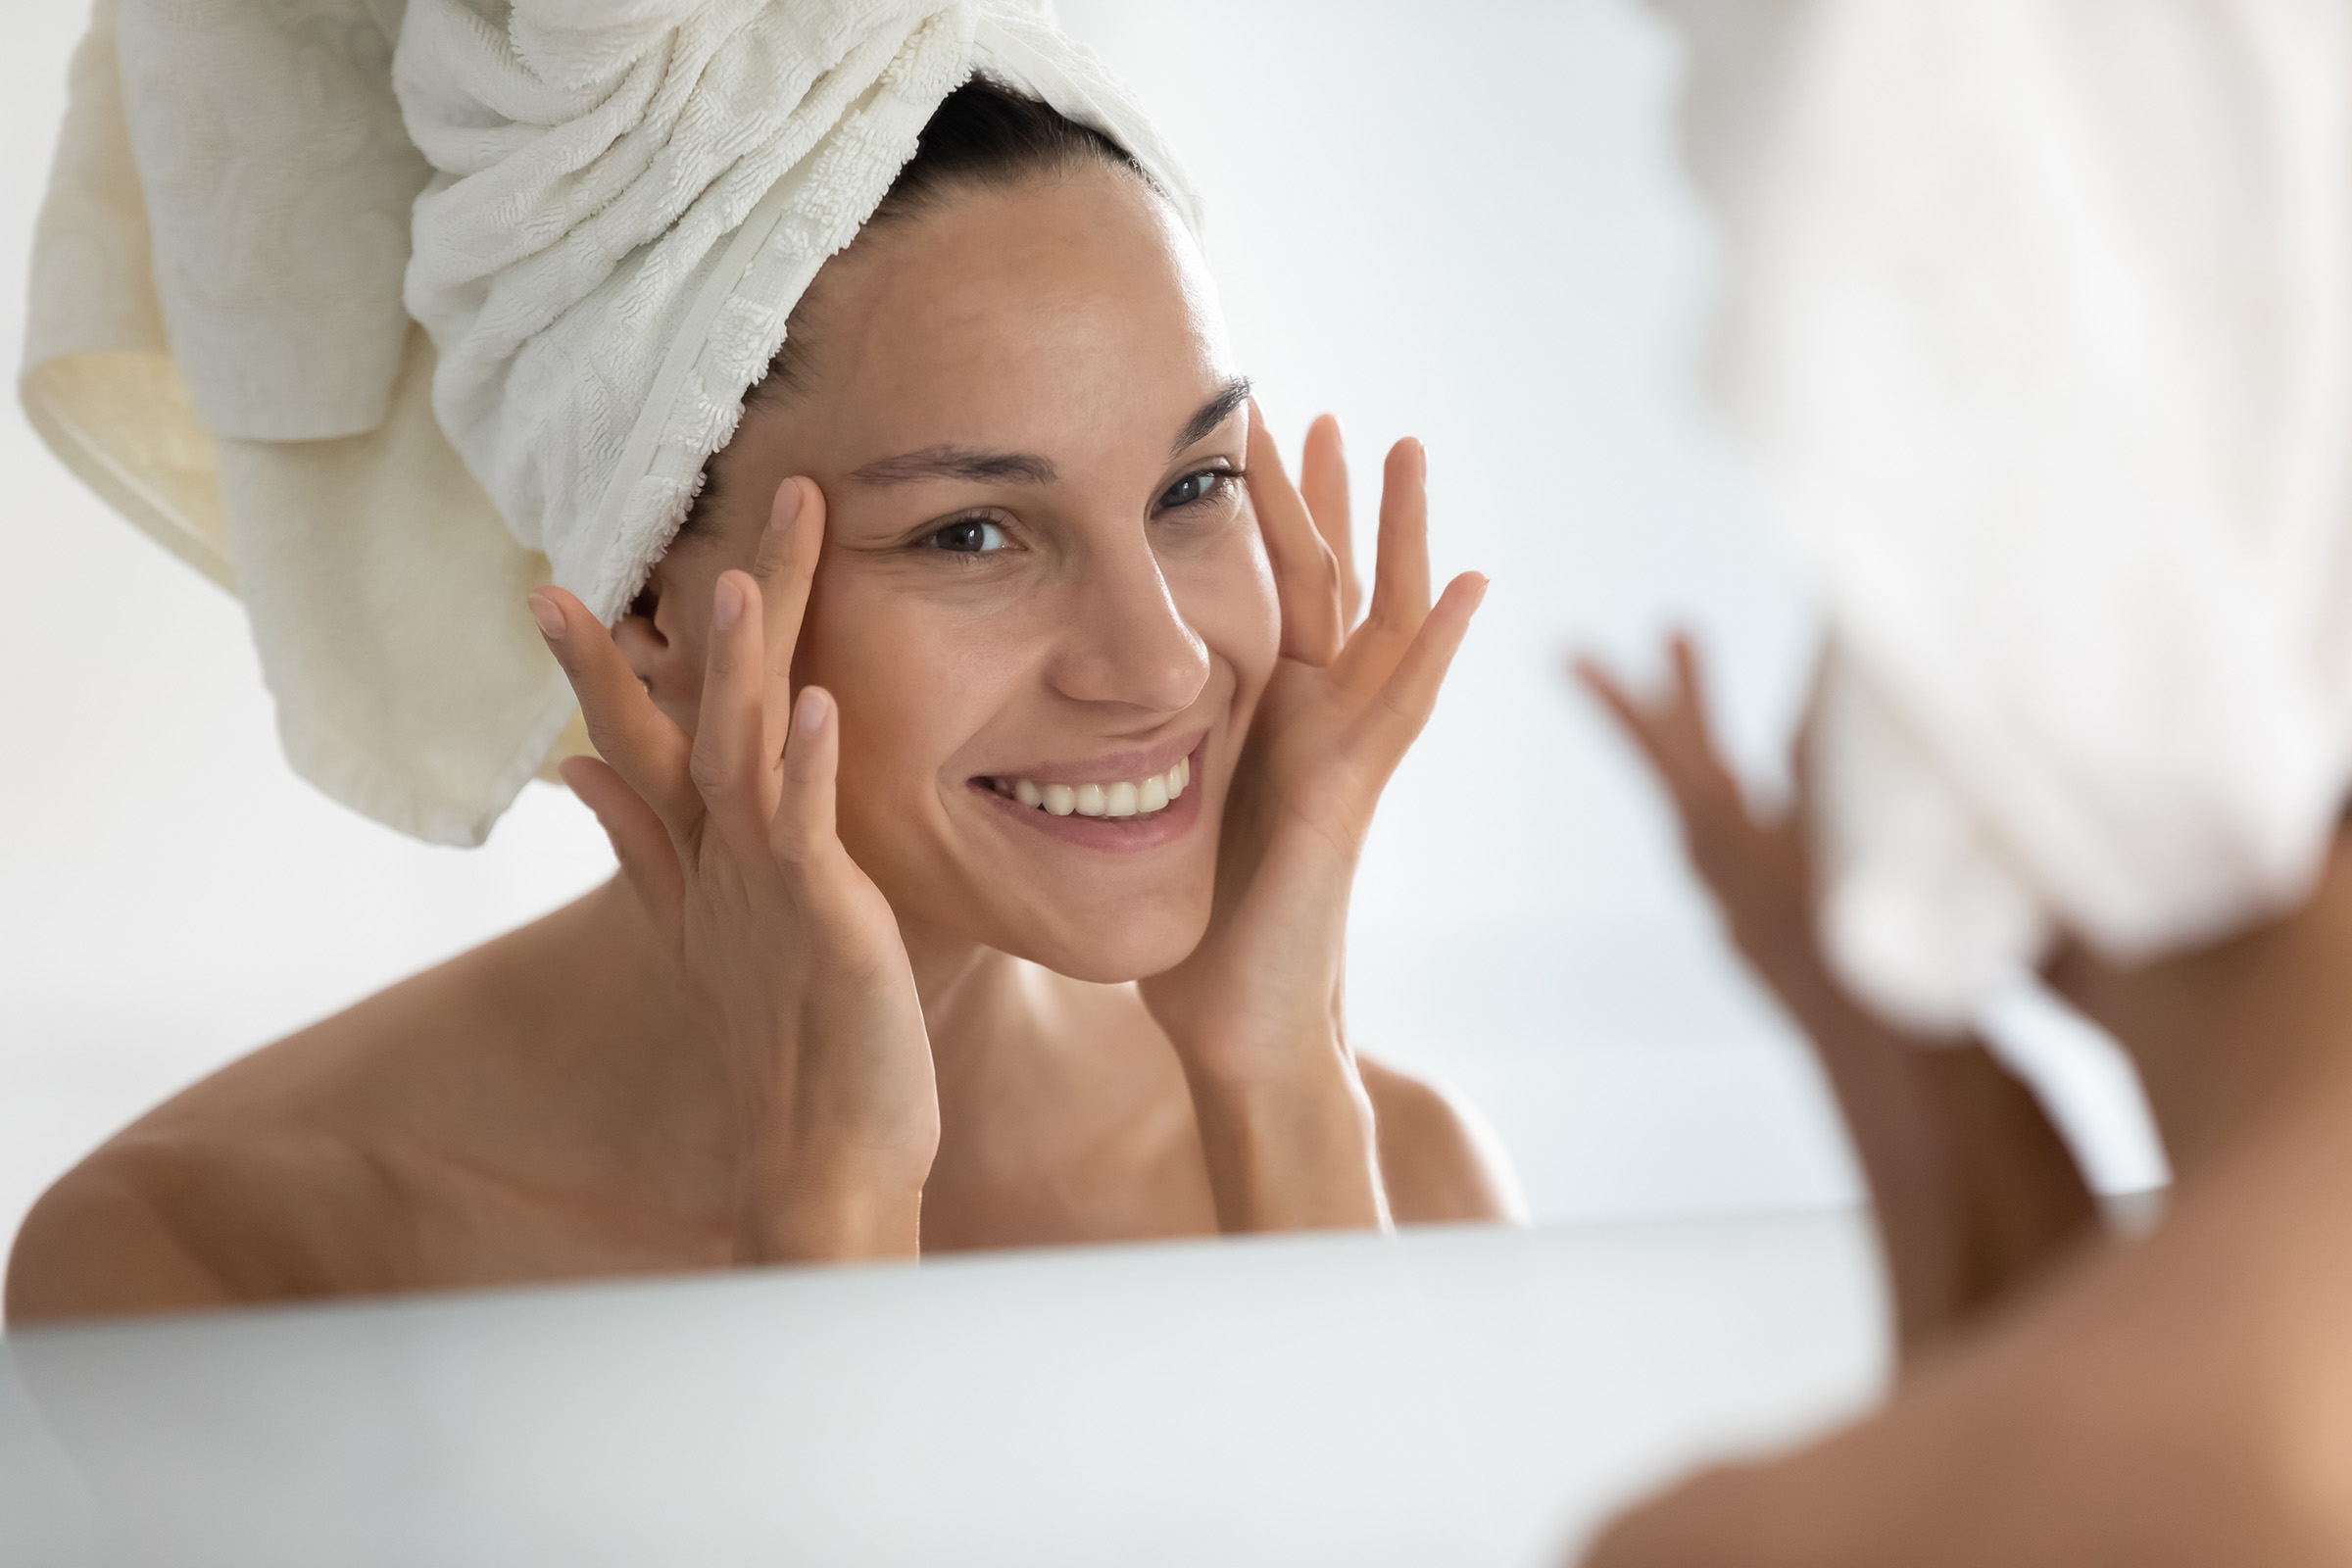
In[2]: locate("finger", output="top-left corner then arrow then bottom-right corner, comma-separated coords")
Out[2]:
751,476 -> 824,765
1574,642 -> 1747,818
1791,645 -> 1830,787
561,755 -> 685,928
1668,631 -> 1711,717
771,684 -> 841,874
1246,399 -> 1345,665
1300,414 -> 1359,629
688,570 -> 777,850
1570,654 -> 1666,757
529,587 -> 697,833
1358,438 -> 1433,655
1357,570 -> 1486,764
1573,653 -> 1713,802
1655,633 -> 1740,774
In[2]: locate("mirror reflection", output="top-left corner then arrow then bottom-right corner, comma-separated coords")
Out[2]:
21,0 -> 2352,1564
12,16 -> 1538,1321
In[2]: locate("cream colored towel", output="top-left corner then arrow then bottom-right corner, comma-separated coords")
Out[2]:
1657,0 -> 2352,1028
24,0 -> 1193,845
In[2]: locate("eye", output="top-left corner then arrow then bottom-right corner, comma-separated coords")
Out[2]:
924,517 -> 1010,555
1157,468 -> 1237,511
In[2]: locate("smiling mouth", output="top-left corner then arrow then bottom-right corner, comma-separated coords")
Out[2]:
980,755 -> 1192,820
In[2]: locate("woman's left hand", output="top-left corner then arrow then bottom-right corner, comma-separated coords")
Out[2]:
1139,405 -> 1486,1232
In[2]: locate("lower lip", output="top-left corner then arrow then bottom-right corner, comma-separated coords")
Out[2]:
968,756 -> 1206,854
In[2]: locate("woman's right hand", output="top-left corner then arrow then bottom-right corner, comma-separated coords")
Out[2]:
1572,635 -> 1815,990
529,477 -> 938,1264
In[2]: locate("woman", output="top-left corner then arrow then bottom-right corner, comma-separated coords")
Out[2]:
1563,0 -> 2352,1554
1581,639 -> 2352,1564
5,46 -> 1516,1318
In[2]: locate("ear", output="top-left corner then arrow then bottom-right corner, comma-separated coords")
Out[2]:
612,557 -> 709,726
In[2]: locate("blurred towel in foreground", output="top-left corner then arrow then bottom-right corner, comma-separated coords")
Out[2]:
22,0 -> 1188,845
1656,0 -> 2352,1028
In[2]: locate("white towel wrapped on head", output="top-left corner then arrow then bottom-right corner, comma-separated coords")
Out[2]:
24,0 -> 1194,846
1657,0 -> 2352,1029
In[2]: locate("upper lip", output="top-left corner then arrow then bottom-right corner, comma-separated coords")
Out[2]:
974,729 -> 1206,787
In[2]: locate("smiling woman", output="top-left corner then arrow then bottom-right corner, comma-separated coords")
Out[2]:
5,34 -> 1516,1320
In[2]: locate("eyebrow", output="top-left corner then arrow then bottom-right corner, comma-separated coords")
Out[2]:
845,376 -> 1255,489
1168,375 -> 1252,457
849,447 -> 1058,486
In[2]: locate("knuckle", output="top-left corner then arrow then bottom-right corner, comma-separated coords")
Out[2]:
1374,681 -> 1430,733
579,712 -> 627,756
769,823 -> 826,877
766,827 -> 832,888
754,533 -> 795,582
687,747 -> 733,798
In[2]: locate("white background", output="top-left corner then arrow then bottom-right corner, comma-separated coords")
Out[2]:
0,0 -> 2163,1273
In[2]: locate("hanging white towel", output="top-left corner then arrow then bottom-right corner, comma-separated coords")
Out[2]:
23,0 -> 1194,846
1655,0 -> 2352,1028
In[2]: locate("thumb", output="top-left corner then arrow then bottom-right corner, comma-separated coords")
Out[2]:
562,756 -> 684,929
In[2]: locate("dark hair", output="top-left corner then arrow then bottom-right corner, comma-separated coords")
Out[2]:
677,79 -> 1149,540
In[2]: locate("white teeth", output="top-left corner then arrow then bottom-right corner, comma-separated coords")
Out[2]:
1000,756 -> 1193,820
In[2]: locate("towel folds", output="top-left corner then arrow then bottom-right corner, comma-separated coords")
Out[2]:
1659,0 -> 2352,1026
24,0 -> 1193,844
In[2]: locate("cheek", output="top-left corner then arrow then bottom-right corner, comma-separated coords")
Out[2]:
1172,531 -> 1281,702
799,588 -> 942,815
796,576 -> 1028,846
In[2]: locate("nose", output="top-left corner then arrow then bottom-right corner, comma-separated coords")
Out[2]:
1049,530 -> 1211,715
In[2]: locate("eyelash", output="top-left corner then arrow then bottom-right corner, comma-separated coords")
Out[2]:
1156,466 -> 1244,514
910,466 -> 1244,558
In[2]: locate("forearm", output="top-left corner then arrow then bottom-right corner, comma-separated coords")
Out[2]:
1764,947 -> 1979,1349
1740,927 -> 2093,1352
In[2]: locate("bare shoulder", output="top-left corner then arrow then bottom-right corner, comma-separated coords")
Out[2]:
1357,1055 -> 1529,1227
5,892 -> 616,1327
4,1125 -> 403,1326
5,1143 -> 233,1324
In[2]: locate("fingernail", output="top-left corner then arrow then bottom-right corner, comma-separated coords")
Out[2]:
797,687 -> 826,732
527,592 -> 564,640
713,576 -> 743,630
773,477 -> 804,528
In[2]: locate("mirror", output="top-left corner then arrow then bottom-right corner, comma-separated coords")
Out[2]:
3,0 -> 1863,1310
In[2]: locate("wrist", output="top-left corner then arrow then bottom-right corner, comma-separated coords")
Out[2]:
1181,1048 -> 1388,1234
732,1138 -> 926,1264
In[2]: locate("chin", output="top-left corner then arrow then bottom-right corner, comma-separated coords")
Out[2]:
1003,906 -> 1210,985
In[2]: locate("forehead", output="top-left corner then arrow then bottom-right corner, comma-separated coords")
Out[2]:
802,166 -> 1234,455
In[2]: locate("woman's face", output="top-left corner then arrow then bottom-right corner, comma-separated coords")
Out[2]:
633,163 -> 1279,982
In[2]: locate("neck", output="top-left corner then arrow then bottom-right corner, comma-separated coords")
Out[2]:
894,911 -> 1054,1072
